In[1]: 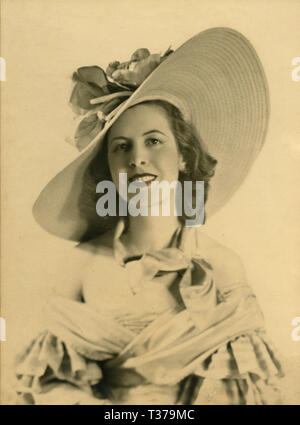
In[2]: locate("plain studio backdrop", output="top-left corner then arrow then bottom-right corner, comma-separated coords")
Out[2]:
1,0 -> 300,403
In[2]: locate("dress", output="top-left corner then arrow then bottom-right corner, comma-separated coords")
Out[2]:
15,220 -> 284,405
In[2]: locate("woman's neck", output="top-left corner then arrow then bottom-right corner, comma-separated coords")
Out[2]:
122,214 -> 181,254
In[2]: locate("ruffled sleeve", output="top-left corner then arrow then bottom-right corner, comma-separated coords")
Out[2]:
185,255 -> 284,404
15,296 -> 135,404
190,331 -> 284,404
15,330 -> 103,404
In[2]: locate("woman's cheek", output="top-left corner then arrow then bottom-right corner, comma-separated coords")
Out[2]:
109,157 -> 121,177
158,153 -> 180,181
111,165 -> 129,190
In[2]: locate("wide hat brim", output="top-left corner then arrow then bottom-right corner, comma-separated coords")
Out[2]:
33,27 -> 269,241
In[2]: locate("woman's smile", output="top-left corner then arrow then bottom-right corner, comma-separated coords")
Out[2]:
128,173 -> 158,185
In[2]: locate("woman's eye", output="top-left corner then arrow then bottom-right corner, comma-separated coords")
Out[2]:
146,138 -> 162,146
114,143 -> 129,152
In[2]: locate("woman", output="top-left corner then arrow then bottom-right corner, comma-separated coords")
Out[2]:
15,27 -> 284,405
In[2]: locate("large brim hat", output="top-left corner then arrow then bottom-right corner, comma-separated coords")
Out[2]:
33,27 -> 269,241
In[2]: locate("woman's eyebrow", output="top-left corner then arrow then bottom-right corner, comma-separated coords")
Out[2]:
110,136 -> 131,143
110,130 -> 166,143
143,130 -> 166,136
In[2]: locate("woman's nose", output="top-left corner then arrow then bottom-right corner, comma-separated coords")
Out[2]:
129,158 -> 147,168
128,145 -> 148,168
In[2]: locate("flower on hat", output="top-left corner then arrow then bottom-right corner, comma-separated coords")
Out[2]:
67,47 -> 173,151
107,47 -> 173,87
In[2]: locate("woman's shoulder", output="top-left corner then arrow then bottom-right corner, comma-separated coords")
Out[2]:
51,230 -> 116,300
192,227 -> 247,284
75,229 -> 115,257
193,227 -> 239,258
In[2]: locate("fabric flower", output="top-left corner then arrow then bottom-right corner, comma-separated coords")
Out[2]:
67,47 -> 174,151
70,66 -> 122,113
107,47 -> 174,87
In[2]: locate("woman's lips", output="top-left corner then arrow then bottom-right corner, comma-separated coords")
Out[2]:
128,173 -> 157,185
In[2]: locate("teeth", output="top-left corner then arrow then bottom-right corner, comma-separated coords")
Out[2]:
131,175 -> 156,183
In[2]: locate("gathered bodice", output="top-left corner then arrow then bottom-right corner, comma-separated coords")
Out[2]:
82,261 -> 182,334
82,220 -> 195,334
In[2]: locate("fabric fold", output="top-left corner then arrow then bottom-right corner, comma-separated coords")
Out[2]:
16,331 -> 103,398
15,224 -> 284,404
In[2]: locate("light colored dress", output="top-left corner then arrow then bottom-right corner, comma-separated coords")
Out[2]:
15,220 -> 284,405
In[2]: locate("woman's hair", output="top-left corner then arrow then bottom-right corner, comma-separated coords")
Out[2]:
86,99 -> 217,229
146,100 -> 217,203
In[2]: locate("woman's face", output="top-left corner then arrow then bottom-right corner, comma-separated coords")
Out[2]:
107,103 -> 184,199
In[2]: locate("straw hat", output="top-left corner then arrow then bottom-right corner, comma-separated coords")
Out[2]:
33,27 -> 269,241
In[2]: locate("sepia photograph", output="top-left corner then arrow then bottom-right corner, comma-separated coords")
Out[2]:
1,0 -> 300,406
